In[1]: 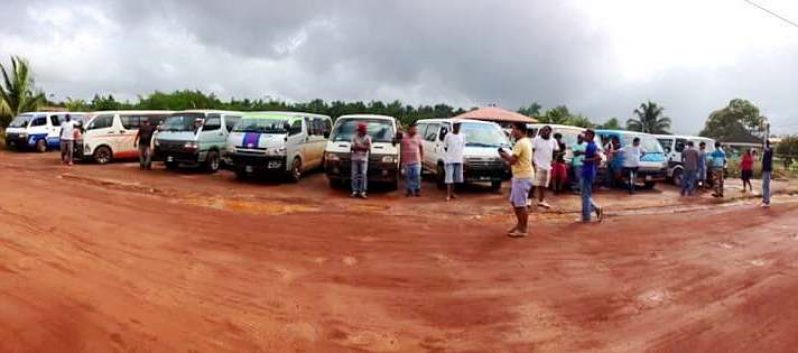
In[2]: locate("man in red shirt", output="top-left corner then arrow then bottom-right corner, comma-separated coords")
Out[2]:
400,123 -> 424,197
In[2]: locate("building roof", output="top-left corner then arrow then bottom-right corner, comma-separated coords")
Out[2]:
452,107 -> 537,123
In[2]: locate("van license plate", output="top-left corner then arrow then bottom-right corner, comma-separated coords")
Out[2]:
268,161 -> 281,169
245,166 -> 253,173
167,156 -> 174,162
645,175 -> 652,181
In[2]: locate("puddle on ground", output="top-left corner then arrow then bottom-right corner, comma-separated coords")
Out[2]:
179,196 -> 317,215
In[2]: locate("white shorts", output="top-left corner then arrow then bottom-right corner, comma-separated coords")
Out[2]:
533,169 -> 550,187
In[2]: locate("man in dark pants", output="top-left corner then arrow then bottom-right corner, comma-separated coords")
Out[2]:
761,140 -> 774,207
134,118 -> 156,169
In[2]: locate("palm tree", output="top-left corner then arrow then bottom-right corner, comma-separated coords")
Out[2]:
0,56 -> 45,127
627,101 -> 671,134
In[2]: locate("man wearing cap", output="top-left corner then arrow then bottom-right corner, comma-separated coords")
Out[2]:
134,118 -> 157,170
351,123 -> 372,198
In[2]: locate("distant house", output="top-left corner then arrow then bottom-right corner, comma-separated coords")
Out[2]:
452,106 -> 537,128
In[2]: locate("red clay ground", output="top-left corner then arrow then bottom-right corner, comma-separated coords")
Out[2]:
1,150 -> 797,353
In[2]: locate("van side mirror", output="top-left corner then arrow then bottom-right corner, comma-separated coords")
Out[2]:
284,122 -> 291,131
664,147 -> 671,154
439,128 -> 448,141
393,131 -> 403,146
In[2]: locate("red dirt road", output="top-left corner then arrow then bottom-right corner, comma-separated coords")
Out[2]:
1,151 -> 798,353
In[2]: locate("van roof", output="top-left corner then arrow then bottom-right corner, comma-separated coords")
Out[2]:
88,110 -> 174,115
20,111 -> 86,115
337,114 -> 396,121
527,123 -> 585,131
173,109 -> 244,114
416,118 -> 496,125
242,111 -> 331,119
653,134 -> 715,141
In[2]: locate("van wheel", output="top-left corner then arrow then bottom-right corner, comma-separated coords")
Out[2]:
35,139 -> 47,153
205,150 -> 221,173
436,164 -> 446,190
672,169 -> 683,187
93,146 -> 112,164
289,157 -> 302,182
490,180 -> 502,192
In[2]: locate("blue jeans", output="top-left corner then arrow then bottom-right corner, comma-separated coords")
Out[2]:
404,163 -> 421,192
351,159 -> 368,194
580,175 -> 599,221
573,165 -> 583,192
762,171 -> 772,204
681,169 -> 696,195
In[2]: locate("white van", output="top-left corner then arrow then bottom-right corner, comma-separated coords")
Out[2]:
225,111 -> 332,181
415,118 -> 511,191
655,134 -> 716,185
324,114 -> 400,189
4,112 -> 86,152
79,111 -> 173,163
154,110 -> 243,172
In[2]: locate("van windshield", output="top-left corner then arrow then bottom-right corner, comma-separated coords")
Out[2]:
461,122 -> 510,148
9,114 -> 36,128
332,119 -> 395,142
624,135 -> 665,153
234,118 -> 288,133
162,113 -> 205,131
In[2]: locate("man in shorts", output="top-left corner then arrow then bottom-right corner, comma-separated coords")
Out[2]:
499,122 -> 534,238
531,125 -> 559,209
443,122 -> 466,201
59,114 -> 77,166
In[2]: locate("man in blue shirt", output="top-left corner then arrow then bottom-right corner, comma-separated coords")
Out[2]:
580,129 -> 603,222
709,142 -> 726,198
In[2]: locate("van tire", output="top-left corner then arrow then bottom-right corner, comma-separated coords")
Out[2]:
491,180 -> 502,192
93,146 -> 112,164
205,150 -> 221,173
35,139 -> 47,153
436,163 -> 446,190
288,157 -> 302,183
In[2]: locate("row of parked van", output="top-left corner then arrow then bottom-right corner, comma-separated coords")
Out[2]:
5,110 -> 712,189
4,110 -> 514,190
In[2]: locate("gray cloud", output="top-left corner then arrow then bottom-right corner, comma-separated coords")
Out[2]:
1,0 -> 797,134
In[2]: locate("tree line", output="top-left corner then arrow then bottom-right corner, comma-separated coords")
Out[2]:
0,55 -> 781,146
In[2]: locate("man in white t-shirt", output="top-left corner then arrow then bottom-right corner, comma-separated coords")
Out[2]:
443,122 -> 466,201
59,114 -> 77,166
530,125 -> 559,209
617,137 -> 646,194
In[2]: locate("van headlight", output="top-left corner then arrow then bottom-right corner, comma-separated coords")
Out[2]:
266,147 -> 286,156
19,132 -> 28,139
184,141 -> 198,149
326,153 -> 340,162
381,155 -> 397,164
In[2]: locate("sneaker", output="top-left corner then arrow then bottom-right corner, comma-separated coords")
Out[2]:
406,190 -> 413,197
507,230 -> 527,238
537,201 -> 552,209
351,192 -> 358,198
360,193 -> 368,199
761,203 -> 771,208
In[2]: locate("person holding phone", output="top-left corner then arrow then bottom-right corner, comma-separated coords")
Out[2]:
499,122 -> 534,238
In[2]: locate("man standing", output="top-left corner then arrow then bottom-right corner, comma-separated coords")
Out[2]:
681,141 -> 699,196
499,122 -> 534,238
697,142 -> 708,190
617,137 -> 645,194
351,123 -> 372,199
443,122 -> 466,201
59,114 -> 76,166
531,125 -> 559,208
761,139 -> 774,207
571,134 -> 586,193
400,123 -> 424,197
709,142 -> 727,198
134,118 -> 157,170
580,129 -> 603,222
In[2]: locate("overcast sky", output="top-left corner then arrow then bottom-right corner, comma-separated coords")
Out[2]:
2,0 -> 797,134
